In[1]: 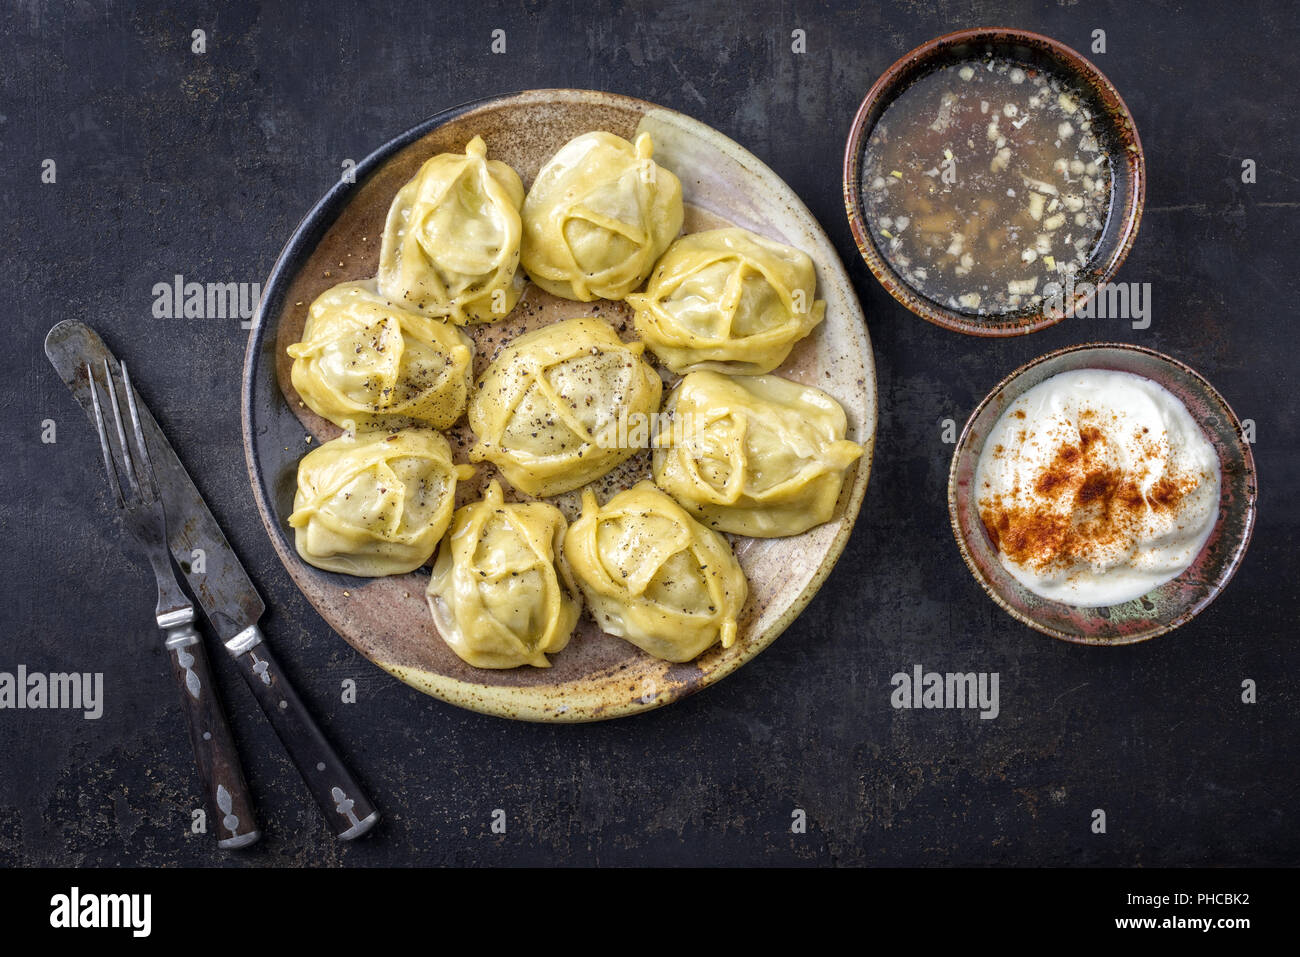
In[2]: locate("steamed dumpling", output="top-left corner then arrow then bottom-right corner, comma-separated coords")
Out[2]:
652,371 -> 863,537
627,227 -> 826,374
287,280 -> 474,430
288,429 -> 474,577
377,135 -> 525,324
521,131 -> 683,301
427,480 -> 581,669
467,316 -> 662,497
563,482 -> 748,662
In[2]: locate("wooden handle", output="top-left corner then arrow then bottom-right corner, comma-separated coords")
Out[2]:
163,619 -> 260,849
228,627 -> 379,840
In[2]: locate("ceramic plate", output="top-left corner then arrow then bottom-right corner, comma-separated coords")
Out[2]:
243,89 -> 876,720
948,343 -> 1255,643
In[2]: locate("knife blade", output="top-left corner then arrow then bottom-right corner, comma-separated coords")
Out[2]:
45,321 -> 265,641
45,320 -> 380,841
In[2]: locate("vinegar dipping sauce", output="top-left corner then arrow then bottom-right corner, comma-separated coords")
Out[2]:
862,57 -> 1114,316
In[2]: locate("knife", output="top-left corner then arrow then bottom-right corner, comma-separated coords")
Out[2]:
45,320 -> 380,841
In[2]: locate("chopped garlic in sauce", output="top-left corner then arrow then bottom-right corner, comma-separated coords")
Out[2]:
862,57 -> 1113,316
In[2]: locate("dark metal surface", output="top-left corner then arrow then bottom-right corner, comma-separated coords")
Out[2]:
2,0 -> 1297,866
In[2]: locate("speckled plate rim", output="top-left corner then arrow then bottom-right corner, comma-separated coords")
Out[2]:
842,26 -> 1146,337
947,342 -> 1257,644
241,89 -> 877,720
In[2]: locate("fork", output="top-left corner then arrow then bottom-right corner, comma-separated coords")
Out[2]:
88,359 -> 260,849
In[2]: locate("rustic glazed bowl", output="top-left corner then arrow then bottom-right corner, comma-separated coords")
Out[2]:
843,27 -> 1146,336
243,90 -> 877,721
948,343 -> 1256,644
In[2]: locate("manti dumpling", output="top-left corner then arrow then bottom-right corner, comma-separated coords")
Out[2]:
287,280 -> 474,430
652,372 -> 864,537
563,482 -> 748,662
467,316 -> 662,497
288,428 -> 474,577
628,227 -> 826,375
427,480 -> 581,669
520,131 -> 683,301
377,135 -> 526,324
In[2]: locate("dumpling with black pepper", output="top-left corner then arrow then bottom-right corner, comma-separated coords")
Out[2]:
563,481 -> 748,662
427,480 -> 581,669
287,280 -> 474,430
377,135 -> 526,324
521,131 -> 683,301
288,429 -> 473,577
467,316 -> 662,497
627,227 -> 825,374
652,371 -> 863,537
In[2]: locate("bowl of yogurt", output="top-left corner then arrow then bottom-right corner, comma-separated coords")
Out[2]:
948,343 -> 1256,644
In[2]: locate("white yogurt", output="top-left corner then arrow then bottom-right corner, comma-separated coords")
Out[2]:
975,369 -> 1221,606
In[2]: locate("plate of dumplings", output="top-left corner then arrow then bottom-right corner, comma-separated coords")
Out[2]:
243,89 -> 877,721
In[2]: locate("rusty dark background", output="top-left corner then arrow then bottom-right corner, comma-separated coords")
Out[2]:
0,0 -> 1295,867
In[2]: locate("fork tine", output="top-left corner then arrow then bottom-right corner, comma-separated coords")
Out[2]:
120,362 -> 158,503
87,362 -> 125,509
102,358 -> 141,502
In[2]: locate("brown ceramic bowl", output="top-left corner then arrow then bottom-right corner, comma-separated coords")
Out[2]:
948,344 -> 1256,644
243,90 -> 877,721
843,27 -> 1146,336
